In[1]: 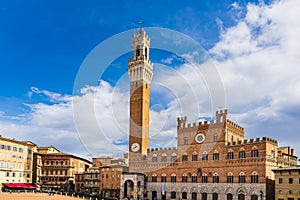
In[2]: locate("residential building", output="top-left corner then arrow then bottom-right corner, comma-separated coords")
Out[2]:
33,146 -> 91,192
0,135 -> 37,190
74,172 -> 85,194
75,157 -> 128,199
273,166 -> 300,200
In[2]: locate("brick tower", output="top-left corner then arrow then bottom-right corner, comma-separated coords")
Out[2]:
127,26 -> 153,170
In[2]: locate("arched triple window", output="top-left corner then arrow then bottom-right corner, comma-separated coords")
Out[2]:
227,172 -> 233,183
161,173 -> 166,182
251,147 -> 259,157
239,148 -> 246,159
182,153 -> 188,162
213,150 -> 219,160
192,152 -> 198,161
171,153 -> 177,162
202,151 -> 208,161
162,153 -> 167,162
239,172 -> 245,183
227,149 -> 234,160
151,174 -> 157,182
182,173 -> 187,182
202,173 -> 208,183
192,173 -> 198,183
213,172 -> 219,183
171,173 -> 176,183
152,154 -> 157,162
251,171 -> 258,183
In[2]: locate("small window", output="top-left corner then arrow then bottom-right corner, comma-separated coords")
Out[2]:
213,135 -> 218,142
152,174 -> 157,182
251,172 -> 258,183
192,174 -> 197,183
145,48 -> 148,59
289,178 -> 293,184
13,147 -> 17,152
171,154 -> 177,162
182,155 -> 188,162
182,174 -> 187,183
183,138 -> 188,145
213,153 -> 219,160
171,174 -> 176,183
202,174 -> 207,183
136,48 -> 140,57
162,154 -> 167,162
228,151 -> 234,160
192,154 -> 198,161
152,155 -> 157,163
239,150 -> 246,159
19,148 -> 23,153
239,172 -> 245,183
227,175 -> 233,183
202,153 -> 208,161
279,178 -> 283,184
161,174 -> 166,182
213,174 -> 219,183
251,149 -> 259,157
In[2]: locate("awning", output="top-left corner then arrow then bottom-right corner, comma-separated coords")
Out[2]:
3,183 -> 38,189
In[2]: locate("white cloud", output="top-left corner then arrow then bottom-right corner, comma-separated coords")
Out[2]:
210,0 -> 300,153
1,0 -> 299,160
0,57 -> 219,159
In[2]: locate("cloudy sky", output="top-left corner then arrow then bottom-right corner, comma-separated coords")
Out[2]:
0,0 -> 299,160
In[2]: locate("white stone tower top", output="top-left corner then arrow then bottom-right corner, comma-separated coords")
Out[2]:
127,26 -> 153,84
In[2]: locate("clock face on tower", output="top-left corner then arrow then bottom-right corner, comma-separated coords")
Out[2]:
131,142 -> 140,152
195,133 -> 205,144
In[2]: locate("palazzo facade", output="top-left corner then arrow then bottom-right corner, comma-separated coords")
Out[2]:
122,27 -> 298,200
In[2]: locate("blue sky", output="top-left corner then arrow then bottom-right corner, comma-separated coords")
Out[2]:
0,0 -> 300,159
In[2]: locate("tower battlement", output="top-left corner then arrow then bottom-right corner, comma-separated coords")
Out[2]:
226,119 -> 244,132
177,109 -> 231,130
227,136 -> 278,146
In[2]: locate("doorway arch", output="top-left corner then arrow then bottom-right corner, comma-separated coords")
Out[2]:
123,180 -> 134,198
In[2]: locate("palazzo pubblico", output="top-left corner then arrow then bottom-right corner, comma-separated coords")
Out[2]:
120,27 -> 297,200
